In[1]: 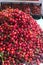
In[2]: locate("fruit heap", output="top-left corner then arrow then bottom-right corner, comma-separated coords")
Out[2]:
31,5 -> 41,15
0,8 -> 43,65
1,4 -> 41,15
2,4 -> 31,14
12,4 -> 41,15
22,4 -> 31,14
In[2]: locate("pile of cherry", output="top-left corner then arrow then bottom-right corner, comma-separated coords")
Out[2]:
2,4 -> 31,14
2,4 -> 41,15
0,8 -> 43,65
15,4 -> 41,15
30,4 -> 41,15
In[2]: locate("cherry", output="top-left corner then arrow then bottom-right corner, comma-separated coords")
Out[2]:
0,8 -> 43,65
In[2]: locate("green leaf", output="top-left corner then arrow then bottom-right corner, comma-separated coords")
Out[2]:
0,52 -> 4,61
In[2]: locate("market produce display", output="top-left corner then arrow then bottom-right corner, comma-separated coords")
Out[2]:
0,8 -> 43,65
1,4 -> 41,15
21,4 -> 31,14
30,4 -> 41,15
1,4 -> 31,14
